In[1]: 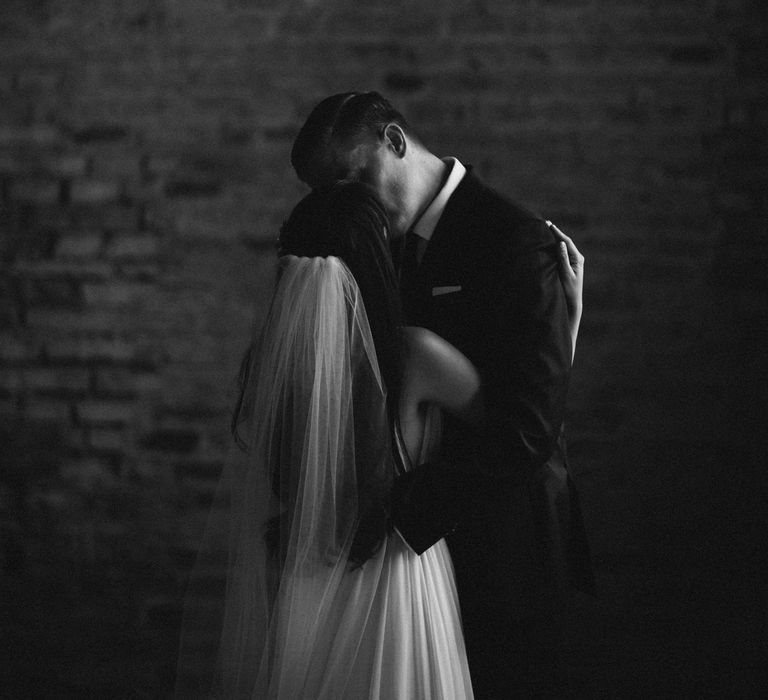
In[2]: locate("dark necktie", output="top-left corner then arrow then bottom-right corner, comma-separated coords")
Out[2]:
400,232 -> 421,321
401,231 -> 420,281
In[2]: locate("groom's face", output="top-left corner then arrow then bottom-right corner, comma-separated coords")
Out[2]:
332,137 -> 410,239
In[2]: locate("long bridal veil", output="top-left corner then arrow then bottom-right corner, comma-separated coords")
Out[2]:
175,255 -> 395,698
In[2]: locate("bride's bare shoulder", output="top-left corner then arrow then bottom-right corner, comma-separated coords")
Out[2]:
402,325 -> 445,361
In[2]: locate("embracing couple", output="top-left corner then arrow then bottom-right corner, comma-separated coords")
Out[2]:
177,92 -> 594,699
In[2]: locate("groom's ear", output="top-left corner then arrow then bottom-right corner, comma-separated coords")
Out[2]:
382,123 -> 407,158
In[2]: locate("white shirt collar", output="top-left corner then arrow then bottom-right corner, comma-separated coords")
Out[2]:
411,157 -> 467,243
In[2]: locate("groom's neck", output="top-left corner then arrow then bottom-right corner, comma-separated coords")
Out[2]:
407,151 -> 449,232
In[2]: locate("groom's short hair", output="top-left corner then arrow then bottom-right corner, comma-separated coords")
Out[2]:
291,92 -> 412,186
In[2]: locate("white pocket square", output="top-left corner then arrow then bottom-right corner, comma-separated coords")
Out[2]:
432,285 -> 462,296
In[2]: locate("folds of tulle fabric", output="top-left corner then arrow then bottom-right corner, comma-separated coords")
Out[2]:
175,256 -> 473,699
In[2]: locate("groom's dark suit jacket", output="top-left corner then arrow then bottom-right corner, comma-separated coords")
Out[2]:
391,169 -> 594,690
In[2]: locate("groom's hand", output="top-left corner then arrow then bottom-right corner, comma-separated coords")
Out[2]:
390,463 -> 459,555
390,447 -> 483,555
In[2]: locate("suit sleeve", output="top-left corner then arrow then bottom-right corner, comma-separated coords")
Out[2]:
390,219 -> 572,554
480,221 -> 571,478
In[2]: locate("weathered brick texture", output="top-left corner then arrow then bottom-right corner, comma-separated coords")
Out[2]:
1,0 -> 765,696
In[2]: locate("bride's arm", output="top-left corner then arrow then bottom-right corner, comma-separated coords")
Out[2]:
400,326 -> 484,430
547,221 -> 584,362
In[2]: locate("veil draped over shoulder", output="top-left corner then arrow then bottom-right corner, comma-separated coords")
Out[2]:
175,255 -> 396,698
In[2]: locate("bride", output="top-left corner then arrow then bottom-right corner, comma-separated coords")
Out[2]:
175,181 -> 583,699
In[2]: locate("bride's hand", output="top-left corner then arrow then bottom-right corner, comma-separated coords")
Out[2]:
547,221 -> 584,362
547,221 -> 584,319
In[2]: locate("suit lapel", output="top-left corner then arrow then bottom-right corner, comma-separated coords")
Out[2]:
419,169 -> 479,287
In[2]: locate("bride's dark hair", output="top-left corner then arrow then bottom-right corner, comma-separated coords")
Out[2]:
232,180 -> 404,565
277,180 -> 404,407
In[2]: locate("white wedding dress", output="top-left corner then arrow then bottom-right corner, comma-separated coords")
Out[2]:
176,255 -> 473,699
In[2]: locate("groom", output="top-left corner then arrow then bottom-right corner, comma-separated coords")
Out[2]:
291,92 -> 593,698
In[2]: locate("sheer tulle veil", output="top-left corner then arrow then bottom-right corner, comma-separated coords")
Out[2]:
175,254 -> 396,698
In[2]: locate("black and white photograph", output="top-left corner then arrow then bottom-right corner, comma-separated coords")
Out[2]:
1,1 -> 765,698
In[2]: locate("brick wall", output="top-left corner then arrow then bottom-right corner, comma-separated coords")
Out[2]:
1,0 -> 766,696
